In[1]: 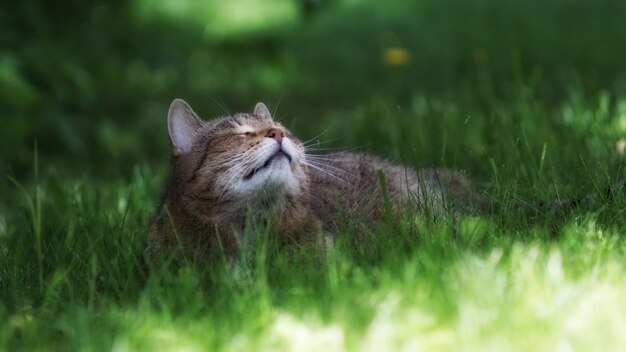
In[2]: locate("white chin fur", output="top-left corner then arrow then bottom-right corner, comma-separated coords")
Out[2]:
223,138 -> 301,197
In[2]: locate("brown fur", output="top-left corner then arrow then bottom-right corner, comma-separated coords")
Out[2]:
308,153 -> 490,231
147,99 -> 488,263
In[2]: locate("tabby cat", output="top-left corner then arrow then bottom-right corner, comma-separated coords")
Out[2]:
147,99 -> 491,262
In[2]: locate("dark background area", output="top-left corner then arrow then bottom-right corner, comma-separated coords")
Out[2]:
1,0 -> 625,182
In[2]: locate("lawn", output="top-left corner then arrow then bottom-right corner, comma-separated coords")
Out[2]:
1,0 -> 625,350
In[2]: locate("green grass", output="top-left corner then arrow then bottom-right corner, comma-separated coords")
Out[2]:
2,89 -> 625,350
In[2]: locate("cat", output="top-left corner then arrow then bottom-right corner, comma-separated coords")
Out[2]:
147,99 -> 493,263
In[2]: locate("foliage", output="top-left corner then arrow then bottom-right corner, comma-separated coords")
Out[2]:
2,0 -> 626,177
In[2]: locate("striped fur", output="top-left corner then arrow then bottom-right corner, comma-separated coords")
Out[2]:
147,99 -> 487,263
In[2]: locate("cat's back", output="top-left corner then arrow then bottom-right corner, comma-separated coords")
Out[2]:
307,152 -> 485,229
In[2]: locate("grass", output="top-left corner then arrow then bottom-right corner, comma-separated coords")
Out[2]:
1,87 -> 625,350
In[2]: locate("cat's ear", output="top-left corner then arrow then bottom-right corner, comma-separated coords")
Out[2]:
254,102 -> 272,119
168,99 -> 203,156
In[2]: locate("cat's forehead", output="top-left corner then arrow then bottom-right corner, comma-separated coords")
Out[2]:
205,113 -> 276,132
235,112 -> 277,129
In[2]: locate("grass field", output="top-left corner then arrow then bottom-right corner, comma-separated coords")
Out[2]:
2,0 -> 626,350
2,93 -> 625,350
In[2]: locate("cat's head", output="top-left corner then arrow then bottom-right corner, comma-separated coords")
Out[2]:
166,99 -> 308,207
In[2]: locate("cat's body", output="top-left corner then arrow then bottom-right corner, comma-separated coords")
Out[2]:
307,154 -> 489,230
147,99 -> 488,262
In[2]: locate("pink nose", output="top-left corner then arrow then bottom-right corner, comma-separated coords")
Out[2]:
266,127 -> 284,143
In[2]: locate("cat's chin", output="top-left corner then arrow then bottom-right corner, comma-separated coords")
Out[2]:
228,158 -> 300,197
243,150 -> 291,180
251,157 -> 293,185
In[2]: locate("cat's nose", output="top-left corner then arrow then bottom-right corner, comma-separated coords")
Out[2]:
266,127 -> 284,144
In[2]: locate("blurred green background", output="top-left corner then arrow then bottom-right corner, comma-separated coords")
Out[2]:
1,0 -> 625,181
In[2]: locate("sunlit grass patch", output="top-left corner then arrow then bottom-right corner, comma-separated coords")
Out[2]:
108,309 -> 213,352
448,221 -> 625,350
239,221 -> 625,351
105,217 -> 622,351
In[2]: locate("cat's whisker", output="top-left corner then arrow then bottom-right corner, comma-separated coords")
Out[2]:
305,155 -> 362,163
218,153 -> 248,163
305,156 -> 366,168
302,137 -> 343,149
217,153 -> 264,171
207,94 -> 231,116
305,145 -> 368,156
219,154 -> 243,162
303,145 -> 359,155
304,146 -> 353,153
305,159 -> 355,174
272,93 -> 285,118
302,161 -> 351,184
303,161 -> 345,182
213,159 -> 243,169
301,124 -> 337,146
305,162 -> 357,182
